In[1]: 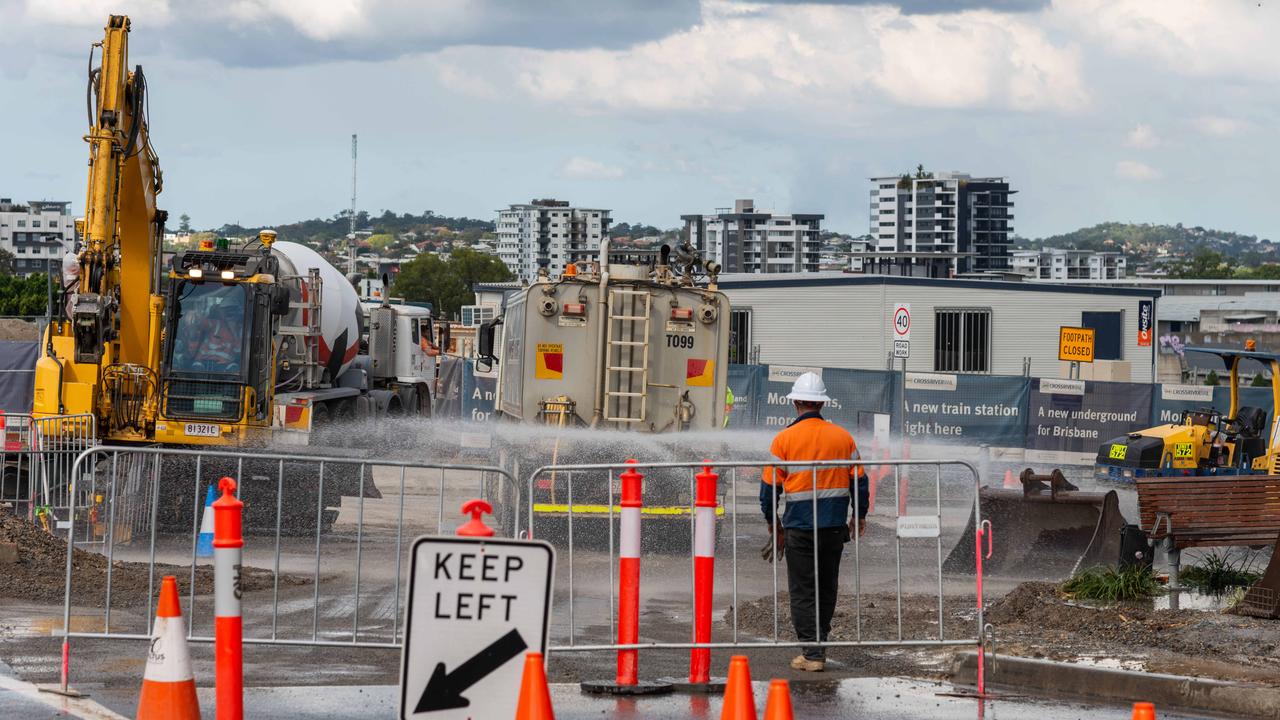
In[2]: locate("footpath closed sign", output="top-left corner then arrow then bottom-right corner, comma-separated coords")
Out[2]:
1058,326 -> 1096,363
400,536 -> 555,719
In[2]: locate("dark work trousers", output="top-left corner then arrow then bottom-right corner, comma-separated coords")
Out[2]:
785,526 -> 847,661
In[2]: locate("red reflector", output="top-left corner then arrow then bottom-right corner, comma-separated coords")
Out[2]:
198,239 -> 215,251
671,307 -> 693,321
536,479 -> 553,490
563,303 -> 586,316
285,405 -> 303,424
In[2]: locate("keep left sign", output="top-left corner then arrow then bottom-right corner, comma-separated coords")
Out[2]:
399,536 -> 555,719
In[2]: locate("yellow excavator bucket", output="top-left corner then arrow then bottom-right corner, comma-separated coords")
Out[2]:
945,469 -> 1128,579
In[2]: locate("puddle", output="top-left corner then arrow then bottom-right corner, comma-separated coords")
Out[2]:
1154,589 -> 1236,612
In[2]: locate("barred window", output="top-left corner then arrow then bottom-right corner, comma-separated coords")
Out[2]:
935,308 -> 991,373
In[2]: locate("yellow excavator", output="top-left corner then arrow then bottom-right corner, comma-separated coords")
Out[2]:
27,16 -> 443,529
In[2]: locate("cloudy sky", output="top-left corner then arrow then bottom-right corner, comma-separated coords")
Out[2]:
1,0 -> 1276,238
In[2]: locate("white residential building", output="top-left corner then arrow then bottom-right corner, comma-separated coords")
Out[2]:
1012,248 -> 1127,280
495,199 -> 610,281
681,199 -> 823,274
0,198 -> 76,276
868,172 -> 1014,277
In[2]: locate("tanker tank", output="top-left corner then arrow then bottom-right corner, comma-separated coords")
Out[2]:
271,241 -> 362,384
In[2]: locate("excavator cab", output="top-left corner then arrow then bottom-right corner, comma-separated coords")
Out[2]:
155,246 -> 283,444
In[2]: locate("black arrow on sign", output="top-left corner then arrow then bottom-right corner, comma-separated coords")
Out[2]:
415,628 -> 528,713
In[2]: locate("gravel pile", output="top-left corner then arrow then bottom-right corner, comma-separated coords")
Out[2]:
0,511 -> 306,607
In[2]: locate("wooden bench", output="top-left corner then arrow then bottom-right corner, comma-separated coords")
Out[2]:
1136,474 -> 1280,618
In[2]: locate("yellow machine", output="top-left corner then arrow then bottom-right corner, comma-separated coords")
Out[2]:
33,16 -> 436,451
33,15 -> 167,440
1095,344 -> 1280,482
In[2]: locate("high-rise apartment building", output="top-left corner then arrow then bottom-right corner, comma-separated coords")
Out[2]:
868,172 -> 1014,277
495,199 -> 610,281
1012,248 -> 1127,280
681,199 -> 823,274
0,198 -> 76,276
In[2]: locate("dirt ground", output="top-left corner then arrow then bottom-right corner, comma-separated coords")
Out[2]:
0,512 -> 309,607
734,582 -> 1280,685
0,317 -> 38,341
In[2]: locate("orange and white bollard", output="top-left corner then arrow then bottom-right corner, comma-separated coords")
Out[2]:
213,476 -> 243,720
617,459 -> 642,686
580,460 -> 671,696
687,465 -> 717,686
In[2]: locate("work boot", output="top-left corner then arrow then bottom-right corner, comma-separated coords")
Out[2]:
790,655 -> 824,672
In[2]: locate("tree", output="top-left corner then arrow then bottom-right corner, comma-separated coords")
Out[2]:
1205,370 -> 1219,386
0,248 -> 14,276
178,213 -> 191,233
393,248 -> 512,319
0,273 -> 51,315
1169,250 -> 1234,279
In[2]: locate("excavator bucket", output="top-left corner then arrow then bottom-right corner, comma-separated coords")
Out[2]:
1238,532 -> 1280,619
944,469 -> 1129,579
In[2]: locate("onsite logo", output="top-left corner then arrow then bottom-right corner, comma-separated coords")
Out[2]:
535,343 -> 563,380
1138,300 -> 1153,347
686,358 -> 715,387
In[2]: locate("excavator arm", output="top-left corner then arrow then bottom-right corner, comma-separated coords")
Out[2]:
34,14 -> 165,438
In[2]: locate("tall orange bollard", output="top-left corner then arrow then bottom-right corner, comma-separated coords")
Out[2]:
1132,701 -> 1156,720
688,465 -> 718,687
762,678 -> 794,720
515,652 -> 555,720
580,461 -> 672,696
136,576 -> 200,720
719,656 -> 756,720
213,476 -> 243,720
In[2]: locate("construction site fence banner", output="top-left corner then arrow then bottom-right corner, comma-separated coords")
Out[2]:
899,372 -> 1029,448
0,340 -> 38,413
407,360 -> 1277,467
1024,378 -> 1155,466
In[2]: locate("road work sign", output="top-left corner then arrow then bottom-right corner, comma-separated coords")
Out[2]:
1058,326 -> 1095,363
400,536 -> 555,719
893,339 -> 910,359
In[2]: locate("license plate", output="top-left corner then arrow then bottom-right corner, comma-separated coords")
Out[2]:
1109,443 -> 1127,461
184,423 -> 220,438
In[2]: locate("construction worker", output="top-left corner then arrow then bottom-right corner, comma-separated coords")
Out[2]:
723,386 -> 735,428
761,372 -> 869,672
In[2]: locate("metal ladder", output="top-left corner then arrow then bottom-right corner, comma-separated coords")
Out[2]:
277,268 -> 325,388
604,288 -> 652,424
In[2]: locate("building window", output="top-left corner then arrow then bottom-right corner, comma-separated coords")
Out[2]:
17,220 -> 25,227
729,308 -> 752,364
934,308 -> 991,373
1082,311 -> 1123,360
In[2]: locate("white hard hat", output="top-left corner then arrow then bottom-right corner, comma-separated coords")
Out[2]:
786,372 -> 830,403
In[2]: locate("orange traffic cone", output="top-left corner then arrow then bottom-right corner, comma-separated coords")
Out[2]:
515,652 -> 555,720
136,576 -> 200,720
719,655 -> 756,720
1002,469 -> 1017,488
1132,701 -> 1156,720
762,679 -> 794,719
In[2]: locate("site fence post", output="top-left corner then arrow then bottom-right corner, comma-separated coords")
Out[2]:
213,476 -> 244,720
616,459 -> 642,686
687,465 -> 717,686
975,518 -> 992,697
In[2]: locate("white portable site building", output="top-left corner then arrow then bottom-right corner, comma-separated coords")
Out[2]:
716,274 -> 1160,382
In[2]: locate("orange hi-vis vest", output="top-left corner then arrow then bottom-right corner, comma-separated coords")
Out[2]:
761,412 -> 869,530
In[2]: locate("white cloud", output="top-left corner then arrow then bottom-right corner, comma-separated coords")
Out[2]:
222,0 -> 369,41
1056,0 -> 1280,78
1115,160 -> 1161,180
561,156 -> 625,180
466,1 -> 1086,115
1125,124 -> 1157,148
1194,116 -> 1247,137
23,0 -> 173,26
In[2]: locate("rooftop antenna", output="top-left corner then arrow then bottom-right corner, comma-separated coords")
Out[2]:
348,133 -> 357,275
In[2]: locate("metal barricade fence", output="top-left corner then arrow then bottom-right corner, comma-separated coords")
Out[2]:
0,412 -> 95,528
57,445 -> 517,692
522,459 -> 988,657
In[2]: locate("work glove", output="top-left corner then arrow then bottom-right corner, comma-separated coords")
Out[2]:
849,517 -> 867,540
761,523 -> 785,562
